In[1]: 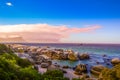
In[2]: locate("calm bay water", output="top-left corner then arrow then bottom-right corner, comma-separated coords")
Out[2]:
21,43 -> 120,68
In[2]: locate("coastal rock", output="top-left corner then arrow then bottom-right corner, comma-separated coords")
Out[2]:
46,60 -> 52,65
62,65 -> 69,69
51,53 -> 60,59
91,65 -> 105,75
61,69 -> 67,73
68,51 -> 78,61
43,50 -> 56,58
79,53 -> 90,60
74,64 -> 87,75
47,65 -> 60,71
80,74 -> 90,79
111,58 -> 120,66
59,53 -> 68,60
33,55 -> 46,64
34,65 -> 39,71
41,63 -> 49,68
54,49 -> 64,52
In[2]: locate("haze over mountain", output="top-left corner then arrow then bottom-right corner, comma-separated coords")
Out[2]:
0,36 -> 25,43
0,24 -> 100,43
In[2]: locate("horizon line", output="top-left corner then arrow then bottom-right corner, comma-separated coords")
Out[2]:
1,42 -> 120,45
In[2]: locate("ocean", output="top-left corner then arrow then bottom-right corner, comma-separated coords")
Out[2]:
21,43 -> 120,70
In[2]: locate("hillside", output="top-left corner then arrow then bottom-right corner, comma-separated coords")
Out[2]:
0,37 -> 25,43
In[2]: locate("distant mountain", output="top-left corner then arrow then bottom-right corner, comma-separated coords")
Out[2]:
0,37 -> 25,43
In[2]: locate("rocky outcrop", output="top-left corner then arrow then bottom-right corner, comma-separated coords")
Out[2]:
111,58 -> 120,66
41,63 -> 49,68
33,55 -> 46,64
62,65 -> 69,69
34,65 -> 39,71
41,49 -> 78,61
91,65 -> 105,75
59,53 -> 68,60
47,65 -> 60,71
79,53 -> 90,60
80,74 -> 90,79
46,60 -> 52,65
68,51 -> 78,61
74,64 -> 87,75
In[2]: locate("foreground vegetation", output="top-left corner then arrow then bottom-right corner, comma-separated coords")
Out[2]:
1,44 -> 120,80
0,44 -> 70,80
99,64 -> 120,80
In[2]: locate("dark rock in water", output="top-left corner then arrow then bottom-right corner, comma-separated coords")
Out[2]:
79,53 -> 90,60
111,58 -> 120,66
41,63 -> 49,68
74,64 -> 87,75
106,63 -> 110,65
107,58 -> 110,61
96,61 -> 100,64
102,54 -> 107,57
54,64 -> 60,67
73,67 -> 76,70
62,65 -> 69,69
55,62 -> 57,64
91,65 -> 105,75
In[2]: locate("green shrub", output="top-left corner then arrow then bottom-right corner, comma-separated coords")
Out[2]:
100,64 -> 120,80
0,44 -> 70,80
0,44 -> 13,54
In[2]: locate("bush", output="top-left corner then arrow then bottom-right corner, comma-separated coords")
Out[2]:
72,78 -> 82,80
17,58 -> 32,68
0,44 -> 70,80
99,64 -> 120,80
18,67 -> 41,80
42,70 -> 69,80
0,44 -> 13,54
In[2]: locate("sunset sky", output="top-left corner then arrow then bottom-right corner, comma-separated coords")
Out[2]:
0,0 -> 120,43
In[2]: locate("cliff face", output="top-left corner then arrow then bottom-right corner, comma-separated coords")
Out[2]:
0,37 -> 25,43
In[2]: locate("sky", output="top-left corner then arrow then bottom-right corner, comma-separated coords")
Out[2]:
0,0 -> 120,43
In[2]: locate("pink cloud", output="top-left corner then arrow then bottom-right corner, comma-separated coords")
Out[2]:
0,24 -> 101,42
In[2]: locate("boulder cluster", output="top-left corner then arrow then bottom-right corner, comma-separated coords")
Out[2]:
111,58 -> 120,66
9,44 -> 120,80
90,65 -> 105,75
41,49 -> 79,61
74,64 -> 87,75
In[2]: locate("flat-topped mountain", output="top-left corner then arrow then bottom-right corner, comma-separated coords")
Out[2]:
0,37 -> 25,42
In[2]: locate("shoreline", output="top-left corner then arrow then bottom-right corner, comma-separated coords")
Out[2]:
4,42 -> 120,46
6,43 -> 120,80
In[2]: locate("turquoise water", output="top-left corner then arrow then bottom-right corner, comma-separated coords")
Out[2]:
22,43 -> 120,68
